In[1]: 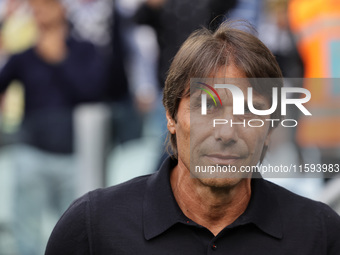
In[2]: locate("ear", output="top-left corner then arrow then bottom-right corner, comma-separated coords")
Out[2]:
166,111 -> 176,134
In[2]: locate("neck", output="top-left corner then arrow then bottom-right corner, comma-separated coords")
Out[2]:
170,159 -> 251,236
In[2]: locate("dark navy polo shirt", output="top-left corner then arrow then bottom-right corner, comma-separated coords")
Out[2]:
45,157 -> 340,254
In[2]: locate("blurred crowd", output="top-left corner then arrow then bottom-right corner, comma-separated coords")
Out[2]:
0,0 -> 339,254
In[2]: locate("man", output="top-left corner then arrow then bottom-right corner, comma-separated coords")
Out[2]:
0,0 -> 107,153
45,22 -> 340,254
0,0 -> 106,254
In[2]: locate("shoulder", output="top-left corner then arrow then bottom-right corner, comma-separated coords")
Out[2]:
263,179 -> 336,214
46,174 -> 152,254
258,179 -> 340,254
263,179 -> 340,230
88,174 -> 151,209
53,173 -> 152,227
3,48 -> 34,66
12,47 -> 35,59
45,194 -> 91,254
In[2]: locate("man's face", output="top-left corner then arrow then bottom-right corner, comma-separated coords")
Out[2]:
167,64 -> 272,188
29,0 -> 65,29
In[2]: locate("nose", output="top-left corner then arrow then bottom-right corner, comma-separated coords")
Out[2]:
213,117 -> 240,146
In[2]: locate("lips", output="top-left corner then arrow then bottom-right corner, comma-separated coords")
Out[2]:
204,154 -> 243,165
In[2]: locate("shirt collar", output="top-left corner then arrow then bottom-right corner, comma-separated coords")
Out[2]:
143,157 -> 185,240
229,177 -> 283,239
143,157 -> 283,240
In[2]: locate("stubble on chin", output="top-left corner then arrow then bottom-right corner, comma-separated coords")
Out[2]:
196,176 -> 245,190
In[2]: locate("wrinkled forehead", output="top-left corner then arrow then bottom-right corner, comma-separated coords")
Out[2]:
184,64 -> 279,106
190,77 -> 249,95
190,77 -> 271,106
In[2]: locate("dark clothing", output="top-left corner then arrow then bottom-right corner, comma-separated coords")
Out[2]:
107,8 -> 130,102
0,38 -> 107,153
134,0 -> 237,87
45,157 -> 340,254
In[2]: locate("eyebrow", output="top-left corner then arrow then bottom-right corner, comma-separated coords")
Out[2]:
246,101 -> 268,110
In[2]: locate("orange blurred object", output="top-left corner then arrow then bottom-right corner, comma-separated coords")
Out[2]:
288,0 -> 340,148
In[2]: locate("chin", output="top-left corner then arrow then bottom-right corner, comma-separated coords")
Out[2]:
197,177 -> 243,189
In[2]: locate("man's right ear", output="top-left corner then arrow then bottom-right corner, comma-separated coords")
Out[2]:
166,111 -> 176,134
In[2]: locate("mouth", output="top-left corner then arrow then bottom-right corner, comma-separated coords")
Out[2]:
204,154 -> 243,165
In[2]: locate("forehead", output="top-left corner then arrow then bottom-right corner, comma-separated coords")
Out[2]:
186,64 -> 247,95
191,64 -> 251,95
190,65 -> 271,105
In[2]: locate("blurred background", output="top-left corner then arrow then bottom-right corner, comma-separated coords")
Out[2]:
0,0 -> 339,254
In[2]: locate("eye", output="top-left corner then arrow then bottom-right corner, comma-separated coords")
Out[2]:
206,99 -> 219,112
244,105 -> 251,113
207,102 -> 215,109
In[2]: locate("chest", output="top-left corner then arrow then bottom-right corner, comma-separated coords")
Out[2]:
92,221 -> 324,255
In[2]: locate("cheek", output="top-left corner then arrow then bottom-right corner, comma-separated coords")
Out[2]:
189,114 -> 215,154
176,120 -> 190,148
175,120 -> 191,169
174,112 -> 191,153
247,127 -> 270,157
190,117 -> 204,137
